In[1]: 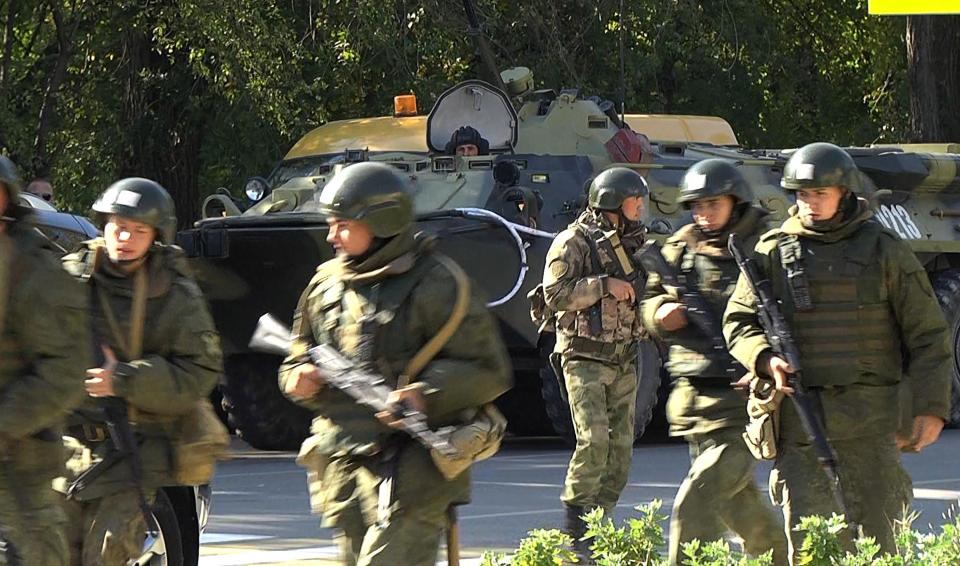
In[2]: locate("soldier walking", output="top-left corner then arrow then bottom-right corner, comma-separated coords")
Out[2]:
279,162 -> 511,566
723,143 -> 951,562
641,160 -> 787,565
58,178 -> 223,565
0,156 -> 90,565
541,167 -> 648,555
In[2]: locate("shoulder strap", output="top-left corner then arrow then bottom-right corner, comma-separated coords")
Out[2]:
575,225 -> 604,274
397,254 -> 471,388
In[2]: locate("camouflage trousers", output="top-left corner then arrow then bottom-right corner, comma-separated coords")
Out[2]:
63,487 -> 156,566
560,354 -> 637,510
771,432 -> 911,564
318,453 -> 457,566
0,464 -> 69,566
668,427 -> 788,566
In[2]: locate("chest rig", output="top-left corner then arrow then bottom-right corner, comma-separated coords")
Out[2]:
775,223 -> 900,387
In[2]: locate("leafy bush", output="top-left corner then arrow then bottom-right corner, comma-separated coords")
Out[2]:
481,500 -> 960,566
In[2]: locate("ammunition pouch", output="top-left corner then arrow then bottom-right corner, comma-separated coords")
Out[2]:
743,375 -> 784,461
778,235 -> 813,311
548,351 -> 567,403
295,433 -> 331,515
430,403 -> 507,481
171,399 -> 230,486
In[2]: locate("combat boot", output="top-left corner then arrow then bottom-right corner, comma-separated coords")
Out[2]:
563,504 -> 593,564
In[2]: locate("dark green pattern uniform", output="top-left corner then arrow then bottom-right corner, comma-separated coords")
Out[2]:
0,220 -> 90,566
280,229 -> 511,566
642,207 -> 787,565
723,201 -> 951,561
58,239 -> 222,566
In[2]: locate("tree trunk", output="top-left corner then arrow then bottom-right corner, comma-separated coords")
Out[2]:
906,15 -> 960,142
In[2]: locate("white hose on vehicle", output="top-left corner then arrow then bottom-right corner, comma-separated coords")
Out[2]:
453,207 -> 556,307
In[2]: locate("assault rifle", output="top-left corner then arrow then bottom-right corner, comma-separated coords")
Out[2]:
249,314 -> 460,458
634,241 -> 726,351
727,234 -> 858,531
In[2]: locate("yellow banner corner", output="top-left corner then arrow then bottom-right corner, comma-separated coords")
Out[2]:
869,0 -> 960,15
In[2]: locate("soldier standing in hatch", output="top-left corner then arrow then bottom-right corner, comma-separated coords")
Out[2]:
723,143 -> 951,562
641,159 -> 787,565
279,162 -> 511,566
58,178 -> 222,565
541,167 -> 648,554
0,156 -> 90,565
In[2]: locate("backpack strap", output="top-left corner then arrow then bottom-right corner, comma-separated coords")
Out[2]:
398,254 -> 471,388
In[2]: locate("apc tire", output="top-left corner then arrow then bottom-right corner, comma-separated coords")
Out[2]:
930,270 -> 960,427
540,340 -> 663,446
221,354 -> 313,451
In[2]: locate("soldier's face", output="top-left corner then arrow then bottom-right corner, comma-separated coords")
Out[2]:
456,144 -> 479,157
104,215 -> 157,262
796,186 -> 844,222
326,217 -> 374,257
691,195 -> 735,232
620,195 -> 645,222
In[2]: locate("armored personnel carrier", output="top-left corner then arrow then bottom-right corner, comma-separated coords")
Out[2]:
178,69 -> 960,450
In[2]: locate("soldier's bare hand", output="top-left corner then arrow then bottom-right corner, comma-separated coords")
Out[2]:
898,415 -> 944,453
607,278 -> 636,303
655,302 -> 688,331
377,385 -> 427,430
766,355 -> 795,395
284,363 -> 325,399
85,345 -> 118,398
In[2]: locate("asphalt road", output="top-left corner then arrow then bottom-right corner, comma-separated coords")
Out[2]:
199,430 -> 960,565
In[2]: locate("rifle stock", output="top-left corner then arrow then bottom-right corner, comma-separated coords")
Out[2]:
727,233 -> 858,532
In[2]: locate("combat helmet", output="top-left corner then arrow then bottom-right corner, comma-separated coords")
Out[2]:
0,155 -> 22,203
781,142 -> 861,192
317,162 -> 414,238
678,159 -> 753,206
92,178 -> 177,243
587,167 -> 649,211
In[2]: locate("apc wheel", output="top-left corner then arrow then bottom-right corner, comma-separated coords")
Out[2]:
221,354 -> 313,450
540,340 -> 663,446
141,489 -> 183,566
930,270 -> 960,426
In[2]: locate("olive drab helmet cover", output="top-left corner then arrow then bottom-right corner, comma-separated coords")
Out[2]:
0,155 -> 22,203
678,159 -> 753,206
587,167 -> 649,211
92,178 -> 177,243
317,162 -> 414,238
781,142 -> 861,193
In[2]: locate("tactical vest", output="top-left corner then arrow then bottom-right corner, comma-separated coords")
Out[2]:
774,223 -> 900,387
555,220 -> 644,349
663,244 -> 746,380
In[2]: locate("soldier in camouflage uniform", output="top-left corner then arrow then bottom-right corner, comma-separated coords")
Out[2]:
723,143 -> 951,562
642,160 -> 787,565
0,156 -> 90,566
58,178 -> 222,565
279,162 -> 511,566
542,167 -> 648,550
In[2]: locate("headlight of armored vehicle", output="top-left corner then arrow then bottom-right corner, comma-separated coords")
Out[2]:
245,177 -> 270,202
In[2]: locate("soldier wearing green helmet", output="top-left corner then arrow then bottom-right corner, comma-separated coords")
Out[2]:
723,143 -> 951,562
0,155 -> 91,565
642,159 -> 787,565
280,162 -> 511,566
58,177 -> 223,565
540,166 -> 648,557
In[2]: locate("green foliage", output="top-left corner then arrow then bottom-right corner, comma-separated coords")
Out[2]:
0,0 -> 929,224
486,506 -> 960,566
583,500 -> 666,565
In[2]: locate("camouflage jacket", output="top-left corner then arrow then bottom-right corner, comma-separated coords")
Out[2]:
280,228 -> 512,455
723,201 -> 951,438
0,217 -> 89,475
643,206 -> 769,436
59,239 -> 222,497
543,210 -> 644,361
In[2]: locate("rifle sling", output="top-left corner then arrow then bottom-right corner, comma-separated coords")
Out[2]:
95,265 -> 147,421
